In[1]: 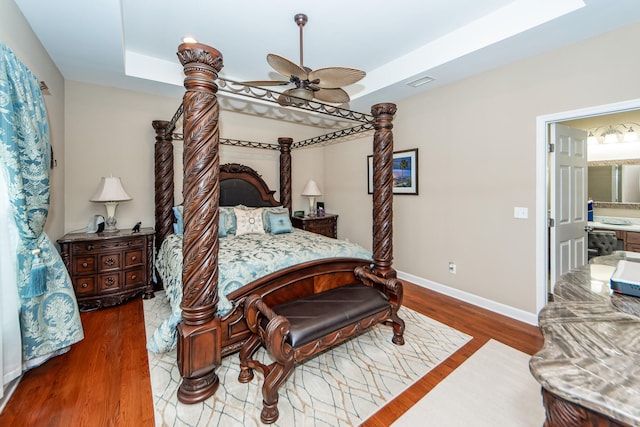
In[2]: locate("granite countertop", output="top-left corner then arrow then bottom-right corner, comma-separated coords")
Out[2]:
589,216 -> 640,232
590,221 -> 640,232
529,252 -> 640,425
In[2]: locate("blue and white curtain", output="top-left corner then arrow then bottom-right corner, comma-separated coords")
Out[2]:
0,42 -> 83,382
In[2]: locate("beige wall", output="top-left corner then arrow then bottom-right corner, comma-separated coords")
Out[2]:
326,23 -> 640,317
64,81 -> 324,233
11,0 -> 640,320
0,0 -> 66,239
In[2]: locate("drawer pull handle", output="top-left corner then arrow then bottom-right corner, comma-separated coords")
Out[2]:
131,275 -> 137,281
81,283 -> 88,288
87,244 -> 93,251
131,256 -> 137,261
105,278 -> 115,286
82,262 -> 88,268
105,258 -> 115,267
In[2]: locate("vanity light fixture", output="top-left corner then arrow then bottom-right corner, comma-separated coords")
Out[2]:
602,126 -> 622,144
623,127 -> 639,143
587,122 -> 640,144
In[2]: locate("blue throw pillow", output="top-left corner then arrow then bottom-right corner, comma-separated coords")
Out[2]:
268,211 -> 292,235
218,211 -> 227,237
172,206 -> 183,235
262,207 -> 288,232
175,206 -> 228,237
219,206 -> 237,234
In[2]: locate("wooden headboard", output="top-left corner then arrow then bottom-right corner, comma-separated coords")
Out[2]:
152,118 -> 292,248
220,163 -> 280,207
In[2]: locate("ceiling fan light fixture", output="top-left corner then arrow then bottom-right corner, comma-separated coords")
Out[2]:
287,88 -> 314,103
407,76 -> 435,88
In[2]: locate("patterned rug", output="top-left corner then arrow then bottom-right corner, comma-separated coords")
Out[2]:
144,292 -> 471,427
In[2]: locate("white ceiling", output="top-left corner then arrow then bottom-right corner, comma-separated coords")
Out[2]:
14,0 -> 640,112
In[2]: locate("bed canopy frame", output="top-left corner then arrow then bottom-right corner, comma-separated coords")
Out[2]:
152,42 -> 397,403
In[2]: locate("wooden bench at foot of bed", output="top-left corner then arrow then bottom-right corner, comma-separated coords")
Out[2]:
238,266 -> 405,424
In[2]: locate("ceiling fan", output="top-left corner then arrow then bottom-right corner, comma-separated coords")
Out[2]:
244,13 -> 366,105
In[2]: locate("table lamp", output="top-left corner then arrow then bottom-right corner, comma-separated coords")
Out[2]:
90,176 -> 132,232
302,179 -> 322,216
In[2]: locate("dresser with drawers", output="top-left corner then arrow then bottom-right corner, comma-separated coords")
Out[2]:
57,228 -> 155,310
291,214 -> 338,238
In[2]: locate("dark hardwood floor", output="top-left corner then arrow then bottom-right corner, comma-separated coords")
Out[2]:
0,297 -> 154,427
0,281 -> 543,427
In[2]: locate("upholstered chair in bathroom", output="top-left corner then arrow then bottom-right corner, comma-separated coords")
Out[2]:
587,231 -> 618,260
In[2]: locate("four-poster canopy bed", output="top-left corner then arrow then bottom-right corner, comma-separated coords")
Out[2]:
151,42 -> 400,404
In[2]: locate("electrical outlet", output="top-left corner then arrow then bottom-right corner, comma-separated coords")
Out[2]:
448,262 -> 456,274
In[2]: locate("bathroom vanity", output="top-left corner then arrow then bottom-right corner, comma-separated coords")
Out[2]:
530,252 -> 640,426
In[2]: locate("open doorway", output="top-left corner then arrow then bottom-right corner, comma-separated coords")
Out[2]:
536,98 -> 640,317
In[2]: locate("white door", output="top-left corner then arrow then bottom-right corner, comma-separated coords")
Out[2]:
550,123 -> 588,292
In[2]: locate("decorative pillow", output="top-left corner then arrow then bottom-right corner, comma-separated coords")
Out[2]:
267,211 -> 292,235
234,207 -> 265,236
172,206 -> 183,235
261,206 -> 288,232
218,211 -> 227,238
219,206 -> 237,234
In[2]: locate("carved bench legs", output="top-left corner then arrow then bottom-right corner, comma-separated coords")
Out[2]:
239,295 -> 296,424
239,290 -> 403,424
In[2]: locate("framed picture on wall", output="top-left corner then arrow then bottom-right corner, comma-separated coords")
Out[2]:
367,149 -> 418,195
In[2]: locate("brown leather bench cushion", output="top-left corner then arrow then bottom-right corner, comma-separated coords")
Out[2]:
267,283 -> 390,348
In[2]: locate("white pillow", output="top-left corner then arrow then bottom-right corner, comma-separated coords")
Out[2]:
234,207 -> 265,235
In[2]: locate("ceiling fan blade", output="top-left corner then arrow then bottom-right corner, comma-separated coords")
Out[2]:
313,88 -> 351,104
242,80 -> 291,87
267,53 -> 307,80
308,67 -> 366,89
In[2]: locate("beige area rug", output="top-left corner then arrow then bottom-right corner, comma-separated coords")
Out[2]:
392,339 -> 546,427
143,291 -> 471,427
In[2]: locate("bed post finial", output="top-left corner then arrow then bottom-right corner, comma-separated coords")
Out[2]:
176,42 -> 224,404
152,120 -> 174,250
371,103 -> 397,279
278,137 -> 293,214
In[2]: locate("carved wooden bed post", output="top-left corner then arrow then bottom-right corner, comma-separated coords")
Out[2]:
152,120 -> 174,249
278,137 -> 293,214
371,103 -> 397,278
175,42 -> 224,404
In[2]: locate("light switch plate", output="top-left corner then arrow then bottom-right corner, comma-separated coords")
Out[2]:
514,207 -> 528,219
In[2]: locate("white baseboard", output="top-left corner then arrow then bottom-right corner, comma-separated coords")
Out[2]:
397,270 -> 539,326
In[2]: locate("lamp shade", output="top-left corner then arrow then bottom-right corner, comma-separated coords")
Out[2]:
90,177 -> 132,202
301,180 -> 322,196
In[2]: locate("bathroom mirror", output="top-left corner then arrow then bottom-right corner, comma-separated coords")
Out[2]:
588,159 -> 640,208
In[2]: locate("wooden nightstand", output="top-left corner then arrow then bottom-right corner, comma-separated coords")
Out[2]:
57,228 -> 155,311
291,214 -> 338,238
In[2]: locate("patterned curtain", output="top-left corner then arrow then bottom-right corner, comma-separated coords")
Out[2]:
0,42 -> 83,365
